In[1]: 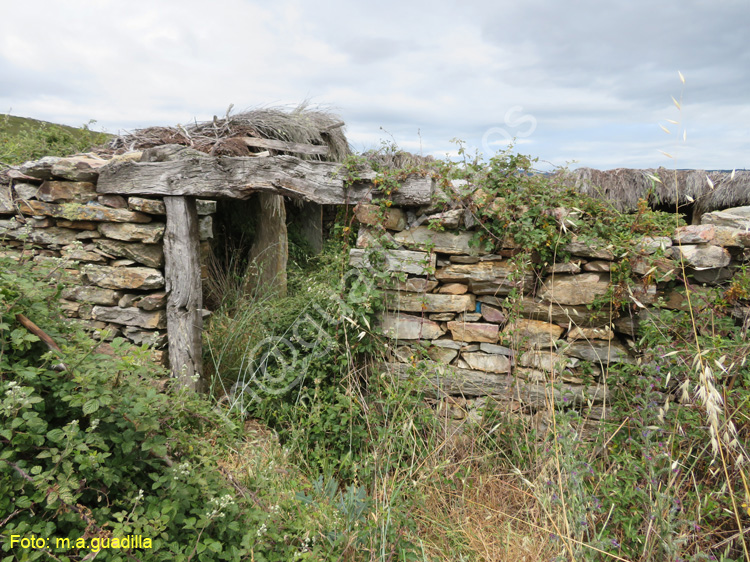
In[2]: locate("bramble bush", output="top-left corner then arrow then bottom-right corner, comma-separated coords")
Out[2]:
1,255 -> 411,562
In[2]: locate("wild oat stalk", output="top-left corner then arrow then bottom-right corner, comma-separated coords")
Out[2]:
665,71 -> 749,561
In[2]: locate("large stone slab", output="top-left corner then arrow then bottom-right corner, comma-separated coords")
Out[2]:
385,361 -> 513,398
713,226 -> 750,248
386,361 -> 608,405
447,321 -> 499,343
673,225 -> 715,244
701,206 -> 750,229
129,196 -> 219,216
21,226 -> 81,247
83,265 -> 165,290
422,209 -> 464,230
480,303 -> 506,324
354,204 -> 406,231
480,296 -> 607,328
199,215 -> 213,240
670,245 -> 731,269
564,239 -> 615,260
567,326 -> 614,341
380,277 -> 438,293
564,340 -> 634,364
60,247 -> 107,263
426,346 -> 459,364
519,349 -> 578,372
501,319 -> 564,349
630,255 -> 676,280
19,156 -> 61,180
635,236 -> 672,255
56,219 -> 98,230
690,267 -> 733,285
36,181 -> 97,203
394,226 -> 477,255
513,379 -> 610,408
538,273 -> 610,306
436,261 -> 534,296
438,282 -> 468,295
128,197 -> 167,214
0,184 -> 12,214
380,313 -> 443,340
356,226 -> 398,249
479,342 -> 515,356
97,195 -> 128,209
349,248 -> 435,275
50,156 -> 107,181
60,286 -> 123,306
583,261 -> 611,272
95,239 -> 164,268
462,352 -> 511,373
121,327 -> 166,347
18,200 -> 152,223
546,261 -> 582,274
98,222 -> 165,244
13,183 -> 40,201
91,306 -> 166,329
431,338 -> 474,350
385,292 -> 475,313
129,196 -> 218,216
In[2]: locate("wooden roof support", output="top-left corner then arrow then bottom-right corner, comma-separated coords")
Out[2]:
163,196 -> 203,390
96,146 -> 433,206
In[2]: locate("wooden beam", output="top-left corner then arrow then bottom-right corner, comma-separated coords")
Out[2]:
242,137 -> 329,157
96,150 -> 433,206
163,196 -> 203,390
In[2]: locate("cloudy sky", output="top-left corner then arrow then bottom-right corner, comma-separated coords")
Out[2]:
1,0 -> 747,171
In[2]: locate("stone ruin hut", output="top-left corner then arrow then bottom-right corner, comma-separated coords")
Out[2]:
2,108 -> 749,428
0,107 -> 434,389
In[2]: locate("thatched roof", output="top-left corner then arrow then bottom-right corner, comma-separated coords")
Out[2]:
106,104 -> 350,163
562,167 -> 750,219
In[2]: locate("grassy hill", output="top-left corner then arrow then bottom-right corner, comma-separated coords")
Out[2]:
0,113 -> 111,166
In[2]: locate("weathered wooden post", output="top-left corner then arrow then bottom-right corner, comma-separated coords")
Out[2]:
163,196 -> 203,390
246,193 -> 289,298
295,201 -> 323,254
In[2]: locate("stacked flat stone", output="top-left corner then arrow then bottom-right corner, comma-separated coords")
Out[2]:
350,199 -> 750,427
0,154 -> 216,365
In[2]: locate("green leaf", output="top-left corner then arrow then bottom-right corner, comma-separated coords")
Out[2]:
15,496 -> 32,508
46,428 -> 64,443
82,398 -> 100,415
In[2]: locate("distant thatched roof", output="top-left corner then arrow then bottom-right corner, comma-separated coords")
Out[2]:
562,167 -> 750,219
106,104 -> 350,163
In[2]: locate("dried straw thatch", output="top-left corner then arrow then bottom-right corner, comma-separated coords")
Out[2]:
562,167 -> 750,221
360,148 -> 435,171
107,104 -> 350,163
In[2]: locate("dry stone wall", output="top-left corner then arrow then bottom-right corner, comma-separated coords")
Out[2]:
0,154 -> 216,364
3,152 -> 749,413
350,200 -> 750,428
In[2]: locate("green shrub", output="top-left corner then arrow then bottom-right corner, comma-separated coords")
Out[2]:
0,115 -> 108,166
1,255 -> 410,561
